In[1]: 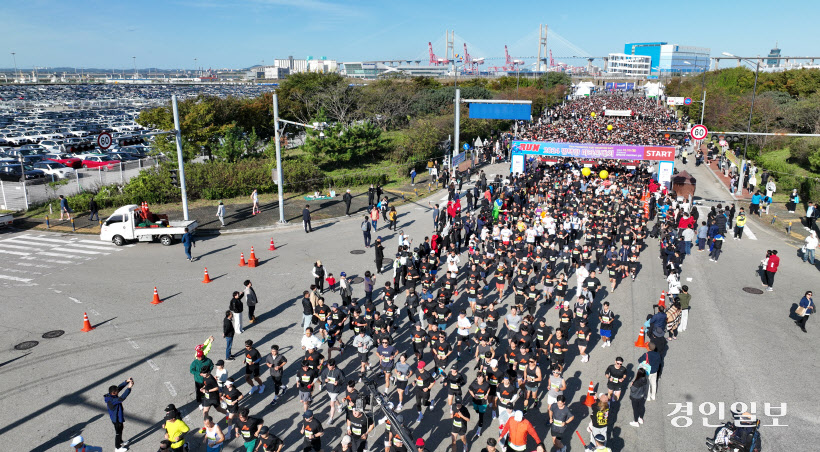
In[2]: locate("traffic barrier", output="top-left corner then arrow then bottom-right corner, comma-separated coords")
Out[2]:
151,287 -> 162,305
583,381 -> 596,406
80,312 -> 95,332
202,268 -> 212,284
248,246 -> 259,268
634,326 -> 649,349
239,253 -> 246,267
269,238 -> 276,251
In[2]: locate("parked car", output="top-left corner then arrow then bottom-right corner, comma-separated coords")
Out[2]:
108,152 -> 140,162
0,164 -> 46,181
33,161 -> 73,179
81,154 -> 118,170
45,153 -> 82,169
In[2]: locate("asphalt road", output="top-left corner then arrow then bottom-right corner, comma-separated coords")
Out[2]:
0,160 -> 815,452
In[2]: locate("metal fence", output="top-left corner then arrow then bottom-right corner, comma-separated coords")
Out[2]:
0,156 -> 163,211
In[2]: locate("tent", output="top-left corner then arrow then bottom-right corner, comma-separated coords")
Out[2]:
572,82 -> 595,98
642,82 -> 663,99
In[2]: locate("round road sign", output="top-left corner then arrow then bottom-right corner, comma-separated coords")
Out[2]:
684,97 -> 693,105
97,132 -> 113,150
719,139 -> 728,147
690,124 -> 708,141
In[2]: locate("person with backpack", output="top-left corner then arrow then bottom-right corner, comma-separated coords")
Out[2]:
628,368 -> 649,427
361,215 -> 372,248
637,343 -> 661,401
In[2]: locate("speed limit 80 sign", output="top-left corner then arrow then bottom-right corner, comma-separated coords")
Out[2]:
690,124 -> 708,141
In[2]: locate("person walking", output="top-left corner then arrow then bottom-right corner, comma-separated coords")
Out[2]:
367,184 -> 376,207
343,189 -> 353,216
803,231 -> 818,265
59,194 -> 73,220
696,221 -> 708,251
301,290 -> 314,332
243,280 -> 258,323
242,339 -> 265,395
677,285 -> 691,333
370,205 -> 380,231
303,204 -> 313,233
250,189 -> 259,215
88,196 -> 99,221
499,410 -> 540,452
181,227 -> 195,262
223,311 -> 235,361
216,201 -> 225,227
763,249 -> 779,291
190,349 -> 214,410
265,344 -> 288,404
361,215 -> 372,248
637,343 -> 661,401
374,238 -> 384,273
104,378 -> 134,452
230,291 -> 244,334
796,291 -> 816,333
733,210 -> 747,240
786,189 -> 799,213
313,261 -> 326,292
628,368 -> 649,427
410,167 -> 417,185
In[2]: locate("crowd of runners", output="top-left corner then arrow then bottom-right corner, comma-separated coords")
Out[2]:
94,94 -> 706,452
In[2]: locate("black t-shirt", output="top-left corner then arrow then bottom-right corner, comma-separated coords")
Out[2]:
346,412 -> 372,438
259,434 -> 284,452
469,380 -> 490,404
606,364 -> 627,386
296,368 -> 317,390
590,403 -> 610,428
302,418 -> 323,446
244,348 -> 261,368
236,416 -> 261,442
202,374 -> 219,400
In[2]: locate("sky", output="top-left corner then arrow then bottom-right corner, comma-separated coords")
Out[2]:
1,0 -> 818,70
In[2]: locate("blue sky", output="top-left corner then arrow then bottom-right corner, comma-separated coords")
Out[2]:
2,0 -> 817,70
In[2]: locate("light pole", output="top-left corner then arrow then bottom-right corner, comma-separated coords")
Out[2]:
132,56 -> 137,78
722,52 -> 760,196
194,58 -> 198,77
11,52 -> 19,82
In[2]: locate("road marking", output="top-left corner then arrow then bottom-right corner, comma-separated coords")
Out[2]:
0,249 -> 30,256
165,382 -> 177,397
28,257 -> 75,265
146,359 -> 160,371
743,226 -> 757,240
76,239 -> 116,246
36,251 -> 89,260
2,238 -> 54,247
686,277 -> 693,282
125,338 -> 140,349
66,243 -> 122,251
69,297 -> 82,304
0,266 -> 41,275
17,263 -> 54,269
51,247 -> 109,255
0,274 -> 33,282
52,289 -> 62,293
0,243 -> 36,251
89,309 -> 100,315
17,235 -> 72,244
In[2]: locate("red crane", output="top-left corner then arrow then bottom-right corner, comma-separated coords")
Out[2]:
503,45 -> 522,71
462,43 -> 473,71
549,50 -> 555,67
428,42 -> 448,66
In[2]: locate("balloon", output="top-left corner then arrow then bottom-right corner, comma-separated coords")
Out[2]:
581,167 -> 591,177
607,124 -> 613,131
599,170 -> 609,180
590,112 -> 596,118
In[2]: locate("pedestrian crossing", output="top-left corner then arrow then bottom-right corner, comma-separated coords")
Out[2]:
0,233 -> 130,286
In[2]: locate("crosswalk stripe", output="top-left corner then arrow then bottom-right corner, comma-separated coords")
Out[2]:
0,243 -> 35,250
75,239 -> 116,246
66,243 -> 122,251
0,274 -> 33,282
37,251 -> 91,260
1,239 -> 56,248
743,226 -> 758,240
0,249 -> 30,256
17,235 -> 73,244
51,247 -> 109,255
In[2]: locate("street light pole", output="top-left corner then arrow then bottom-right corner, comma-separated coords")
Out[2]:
11,52 -> 18,82
737,60 -> 760,196
171,95 -> 190,220
272,91 -> 287,224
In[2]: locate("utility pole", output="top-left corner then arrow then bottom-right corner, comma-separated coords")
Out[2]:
171,95 -> 190,220
11,52 -> 19,82
132,56 -> 137,78
453,88 -> 460,177
272,92 -> 287,224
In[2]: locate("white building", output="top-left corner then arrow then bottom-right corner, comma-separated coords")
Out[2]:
263,66 -> 290,79
274,57 -> 309,73
606,53 -> 651,76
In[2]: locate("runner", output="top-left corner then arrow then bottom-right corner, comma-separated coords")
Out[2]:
320,358 -> 346,420
242,340 -> 264,396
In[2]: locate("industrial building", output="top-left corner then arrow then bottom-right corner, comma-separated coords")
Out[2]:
605,54 -> 651,76
340,62 -> 449,79
623,42 -> 710,74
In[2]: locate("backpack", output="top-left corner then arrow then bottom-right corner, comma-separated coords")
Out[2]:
638,352 -> 652,374
362,221 -> 370,232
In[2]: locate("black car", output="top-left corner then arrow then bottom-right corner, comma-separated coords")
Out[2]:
107,152 -> 140,162
0,164 -> 46,181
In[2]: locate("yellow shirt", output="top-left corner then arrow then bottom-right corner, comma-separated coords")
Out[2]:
736,215 -> 746,227
165,419 -> 190,448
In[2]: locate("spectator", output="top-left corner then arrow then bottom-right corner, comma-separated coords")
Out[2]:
803,231 -> 818,265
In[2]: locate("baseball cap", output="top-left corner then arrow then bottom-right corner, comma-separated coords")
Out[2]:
480,322 -> 487,329
165,412 -> 176,420
303,409 -> 314,418
70,436 -> 83,447
340,272 -> 346,277
377,236 -> 382,241
332,303 -> 339,308
342,436 -> 352,445
489,359 -> 498,368
514,410 -> 524,421
259,426 -> 269,435
216,359 -> 225,366
195,350 -> 204,358
594,434 -> 606,442
418,360 -> 425,369
416,438 -> 425,447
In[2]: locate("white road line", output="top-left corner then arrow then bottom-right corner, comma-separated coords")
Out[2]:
36,252 -> 90,260
66,243 -> 122,251
3,238 -> 57,247
29,257 -> 75,265
70,297 -> 82,304
75,239 -> 116,246
0,274 -> 33,282
743,226 -> 758,240
51,247 -> 109,255
16,262 -> 54,269
165,382 -> 177,397
146,359 -> 160,371
0,243 -> 37,251
0,249 -> 30,256
52,289 -> 61,293
17,235 -> 73,244
0,266 -> 40,275
125,338 -> 140,349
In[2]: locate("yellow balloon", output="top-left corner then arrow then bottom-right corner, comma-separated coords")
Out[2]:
607,124 -> 613,131
591,112 -> 596,117
599,170 -> 609,179
581,167 -> 591,177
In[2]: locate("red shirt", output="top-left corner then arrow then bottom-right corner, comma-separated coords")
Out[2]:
766,255 -> 780,272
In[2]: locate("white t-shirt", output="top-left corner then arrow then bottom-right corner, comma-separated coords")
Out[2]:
457,316 -> 472,336
301,335 -> 322,351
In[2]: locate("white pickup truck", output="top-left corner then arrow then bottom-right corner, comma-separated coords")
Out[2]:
100,204 -> 197,246
0,213 -> 13,228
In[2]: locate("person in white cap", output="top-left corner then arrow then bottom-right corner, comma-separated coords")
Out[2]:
70,436 -> 102,452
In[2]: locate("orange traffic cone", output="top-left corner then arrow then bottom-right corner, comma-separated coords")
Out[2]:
202,268 -> 212,284
269,238 -> 276,251
80,312 -> 95,332
239,253 -> 246,267
583,381 -> 596,406
247,246 -> 258,268
658,291 -> 667,309
634,326 -> 649,349
151,287 -> 162,305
